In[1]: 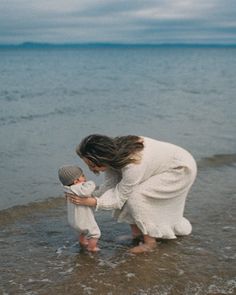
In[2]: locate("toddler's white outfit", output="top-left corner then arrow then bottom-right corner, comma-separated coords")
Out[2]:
64,181 -> 101,239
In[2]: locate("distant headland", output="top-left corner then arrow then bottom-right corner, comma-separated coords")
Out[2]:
0,42 -> 236,49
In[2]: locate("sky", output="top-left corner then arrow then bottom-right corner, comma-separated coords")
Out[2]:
0,0 -> 236,45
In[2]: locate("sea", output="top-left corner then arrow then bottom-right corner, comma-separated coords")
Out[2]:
0,45 -> 235,294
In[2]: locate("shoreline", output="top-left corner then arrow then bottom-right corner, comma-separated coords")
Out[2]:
0,153 -> 235,212
1,163 -> 235,294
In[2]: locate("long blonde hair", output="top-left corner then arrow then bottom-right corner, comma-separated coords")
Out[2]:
76,134 -> 144,170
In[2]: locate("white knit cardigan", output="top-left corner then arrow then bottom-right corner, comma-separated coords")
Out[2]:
93,137 -> 197,239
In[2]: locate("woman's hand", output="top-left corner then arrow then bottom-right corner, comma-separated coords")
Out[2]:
65,193 -> 97,207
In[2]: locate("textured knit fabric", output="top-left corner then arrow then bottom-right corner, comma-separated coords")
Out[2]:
58,165 -> 83,186
93,137 -> 197,239
64,181 -> 101,239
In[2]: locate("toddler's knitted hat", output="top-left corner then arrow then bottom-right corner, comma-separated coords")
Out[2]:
58,165 -> 83,186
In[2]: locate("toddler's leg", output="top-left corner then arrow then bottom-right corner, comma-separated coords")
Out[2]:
79,234 -> 88,247
87,238 -> 100,252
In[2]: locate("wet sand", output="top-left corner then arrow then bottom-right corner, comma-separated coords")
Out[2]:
1,157 -> 235,295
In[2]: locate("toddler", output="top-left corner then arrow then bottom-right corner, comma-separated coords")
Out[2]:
58,165 -> 100,252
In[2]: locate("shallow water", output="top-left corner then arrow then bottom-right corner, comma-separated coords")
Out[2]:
0,46 -> 236,210
1,158 -> 235,295
0,46 -> 236,294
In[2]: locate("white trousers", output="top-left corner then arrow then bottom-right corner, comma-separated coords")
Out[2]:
67,200 -> 101,239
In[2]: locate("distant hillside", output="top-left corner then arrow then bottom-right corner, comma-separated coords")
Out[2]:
0,42 -> 236,49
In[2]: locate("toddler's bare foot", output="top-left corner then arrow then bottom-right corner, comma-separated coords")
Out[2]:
87,238 -> 99,252
79,235 -> 88,248
87,246 -> 100,252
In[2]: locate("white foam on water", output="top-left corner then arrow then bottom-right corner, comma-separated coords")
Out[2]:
125,272 -> 136,280
59,267 -> 74,275
183,282 -> 205,295
98,258 -> 119,269
80,284 -> 96,295
208,278 -> 236,294
28,278 -> 52,283
56,245 -> 67,255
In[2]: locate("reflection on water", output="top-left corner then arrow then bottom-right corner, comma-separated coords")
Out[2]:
1,161 -> 235,295
1,47 -> 236,211
1,47 -> 236,294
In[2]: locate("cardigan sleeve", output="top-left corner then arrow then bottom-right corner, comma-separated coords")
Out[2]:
96,162 -> 146,210
92,168 -> 121,198
70,181 -> 96,197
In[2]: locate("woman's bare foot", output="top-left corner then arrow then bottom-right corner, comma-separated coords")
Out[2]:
130,224 -> 144,245
129,235 -> 157,254
129,243 -> 155,254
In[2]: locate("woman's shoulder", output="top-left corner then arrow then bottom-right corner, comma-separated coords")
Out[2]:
141,136 -> 160,145
142,136 -> 178,149
141,136 -> 164,150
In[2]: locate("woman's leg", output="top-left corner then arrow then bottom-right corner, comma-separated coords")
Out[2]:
129,235 -> 157,254
130,224 -> 143,238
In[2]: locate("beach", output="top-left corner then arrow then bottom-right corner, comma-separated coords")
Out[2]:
1,157 -> 235,294
0,46 -> 235,294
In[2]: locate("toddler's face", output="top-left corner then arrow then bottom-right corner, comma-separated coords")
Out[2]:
74,174 -> 86,184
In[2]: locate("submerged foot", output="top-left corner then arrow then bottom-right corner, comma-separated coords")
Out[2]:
79,236 -> 89,250
132,234 -> 144,244
79,242 -> 89,251
87,246 -> 100,252
129,242 -> 157,254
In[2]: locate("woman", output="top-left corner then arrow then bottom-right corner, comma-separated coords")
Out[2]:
67,134 -> 197,254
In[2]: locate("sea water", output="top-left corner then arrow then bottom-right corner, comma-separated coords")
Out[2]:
0,46 -> 235,294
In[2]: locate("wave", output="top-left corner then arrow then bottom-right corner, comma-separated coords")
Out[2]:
0,108 -> 73,126
180,87 -> 221,95
1,153 -> 235,222
197,153 -> 236,168
0,89 -> 48,102
0,197 -> 65,226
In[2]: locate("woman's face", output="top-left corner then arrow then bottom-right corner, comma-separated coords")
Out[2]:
82,157 -> 107,174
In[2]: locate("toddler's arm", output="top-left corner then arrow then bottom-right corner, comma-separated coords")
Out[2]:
70,181 -> 96,197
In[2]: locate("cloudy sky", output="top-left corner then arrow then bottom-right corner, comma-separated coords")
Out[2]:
0,0 -> 236,45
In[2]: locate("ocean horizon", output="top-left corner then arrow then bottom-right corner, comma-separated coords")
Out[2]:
1,41 -> 236,48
